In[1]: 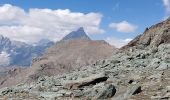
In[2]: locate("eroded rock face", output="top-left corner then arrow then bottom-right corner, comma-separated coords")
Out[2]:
122,17 -> 170,49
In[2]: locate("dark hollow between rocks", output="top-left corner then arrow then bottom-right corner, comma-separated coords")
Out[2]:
132,86 -> 142,95
78,77 -> 108,88
128,80 -> 134,84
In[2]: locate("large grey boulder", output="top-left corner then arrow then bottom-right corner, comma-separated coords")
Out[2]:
82,83 -> 116,99
95,84 -> 116,99
64,73 -> 108,89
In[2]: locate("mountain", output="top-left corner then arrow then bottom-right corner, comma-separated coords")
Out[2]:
62,27 -> 90,41
0,28 -> 116,88
122,18 -> 170,49
28,28 -> 116,80
35,39 -> 54,47
1,18 -> 170,99
0,27 -> 89,67
0,35 -> 54,67
29,39 -> 116,79
0,35 -> 12,52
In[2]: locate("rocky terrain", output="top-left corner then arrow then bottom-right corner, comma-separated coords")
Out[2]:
0,18 -> 170,100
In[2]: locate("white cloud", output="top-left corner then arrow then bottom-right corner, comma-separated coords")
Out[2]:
105,37 -> 132,48
109,21 -> 138,33
0,51 -> 10,66
0,4 -> 104,43
163,0 -> 170,12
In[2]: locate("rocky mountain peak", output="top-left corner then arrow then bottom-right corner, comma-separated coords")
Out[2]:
0,35 -> 11,52
122,18 -> 170,49
77,27 -> 84,31
0,35 -> 54,67
61,27 -> 91,41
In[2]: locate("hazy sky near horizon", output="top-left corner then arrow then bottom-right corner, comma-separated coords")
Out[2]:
0,0 -> 168,47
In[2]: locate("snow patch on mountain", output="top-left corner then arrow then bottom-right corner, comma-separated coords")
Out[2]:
0,51 -> 10,66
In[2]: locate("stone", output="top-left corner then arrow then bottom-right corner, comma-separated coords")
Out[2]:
157,62 -> 169,70
95,84 -> 116,99
166,86 -> 170,92
147,73 -> 162,81
64,73 -> 108,89
110,60 -> 121,64
0,88 -> 15,95
151,94 -> 170,100
39,92 -> 63,99
125,85 -> 142,95
164,92 -> 170,98
72,90 -> 83,98
51,87 -> 59,92
114,85 -> 142,100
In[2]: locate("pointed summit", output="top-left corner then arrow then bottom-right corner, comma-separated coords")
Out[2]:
78,27 -> 84,31
62,27 -> 91,41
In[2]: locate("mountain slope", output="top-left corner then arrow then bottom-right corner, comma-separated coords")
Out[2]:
29,39 -> 116,79
122,18 -> 170,49
0,18 -> 170,99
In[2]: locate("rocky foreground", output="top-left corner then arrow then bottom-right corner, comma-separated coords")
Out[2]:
0,18 -> 170,100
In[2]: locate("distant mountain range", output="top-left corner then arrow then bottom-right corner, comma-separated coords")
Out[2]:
0,35 -> 54,67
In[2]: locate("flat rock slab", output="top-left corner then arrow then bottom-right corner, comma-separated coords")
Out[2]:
114,85 -> 142,100
64,73 -> 108,89
39,92 -> 63,99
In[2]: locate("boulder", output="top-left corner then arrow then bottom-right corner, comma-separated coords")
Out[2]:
114,85 -> 142,100
157,62 -> 170,70
39,92 -> 63,99
124,85 -> 142,97
95,84 -> 116,99
64,73 -> 108,89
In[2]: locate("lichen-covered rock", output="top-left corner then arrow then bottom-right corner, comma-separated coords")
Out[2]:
95,84 -> 116,99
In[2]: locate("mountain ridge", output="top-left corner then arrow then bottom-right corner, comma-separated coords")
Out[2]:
0,35 -> 54,67
122,17 -> 170,49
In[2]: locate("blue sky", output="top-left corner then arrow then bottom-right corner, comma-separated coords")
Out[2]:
0,0 -> 168,47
